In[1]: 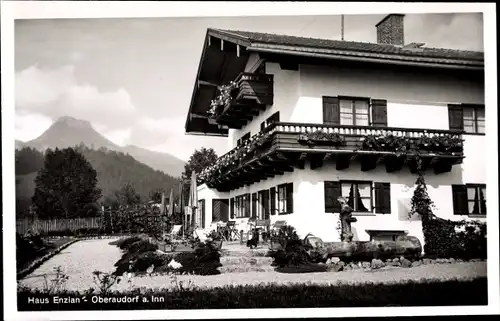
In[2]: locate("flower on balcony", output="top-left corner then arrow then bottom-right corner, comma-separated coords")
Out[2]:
298,130 -> 346,146
361,134 -> 411,155
207,80 -> 239,118
197,130 -> 273,186
418,135 -> 463,153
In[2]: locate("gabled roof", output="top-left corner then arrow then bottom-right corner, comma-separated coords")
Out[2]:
209,28 -> 484,68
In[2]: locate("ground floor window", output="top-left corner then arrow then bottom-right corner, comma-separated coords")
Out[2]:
277,183 -> 293,214
453,184 -> 486,216
324,181 -> 391,214
232,194 -> 251,218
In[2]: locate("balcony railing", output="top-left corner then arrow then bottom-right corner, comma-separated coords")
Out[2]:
207,72 -> 274,129
198,122 -> 465,191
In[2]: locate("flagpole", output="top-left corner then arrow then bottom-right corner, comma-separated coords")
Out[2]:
341,14 -> 345,41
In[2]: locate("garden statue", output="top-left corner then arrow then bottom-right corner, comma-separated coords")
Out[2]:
337,196 -> 357,242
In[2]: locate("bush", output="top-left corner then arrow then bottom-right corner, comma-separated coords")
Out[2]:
111,236 -> 142,249
423,218 -> 486,259
17,278 -> 487,310
268,225 -> 316,267
113,238 -> 221,276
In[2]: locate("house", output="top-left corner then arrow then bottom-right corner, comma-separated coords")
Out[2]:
184,14 -> 486,245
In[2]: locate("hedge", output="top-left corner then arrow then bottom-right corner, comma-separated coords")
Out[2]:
422,218 -> 486,259
17,277 -> 487,310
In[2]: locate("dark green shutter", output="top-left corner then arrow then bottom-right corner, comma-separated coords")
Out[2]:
270,187 -> 276,216
371,99 -> 388,127
452,185 -> 468,215
244,193 -> 251,217
286,183 -> 294,213
324,181 -> 341,213
230,198 -> 235,219
200,199 -> 206,228
448,104 -> 464,130
262,190 -> 270,219
374,183 -> 391,214
251,193 -> 257,218
260,121 -> 265,131
323,97 -> 340,124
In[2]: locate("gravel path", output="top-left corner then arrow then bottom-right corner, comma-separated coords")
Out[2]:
20,238 -> 122,291
19,238 -> 487,292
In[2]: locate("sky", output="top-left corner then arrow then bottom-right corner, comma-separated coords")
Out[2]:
15,13 -> 484,161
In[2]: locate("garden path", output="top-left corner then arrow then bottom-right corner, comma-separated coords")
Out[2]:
20,238 -> 122,291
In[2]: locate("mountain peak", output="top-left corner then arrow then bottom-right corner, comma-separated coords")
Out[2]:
55,116 -> 92,129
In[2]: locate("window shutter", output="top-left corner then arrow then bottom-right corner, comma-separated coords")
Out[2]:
263,190 -> 270,219
201,199 -> 206,228
323,97 -> 340,124
244,193 -> 251,217
286,183 -> 294,213
448,104 -> 464,131
270,187 -> 276,216
324,181 -> 341,213
230,198 -> 235,219
251,193 -> 257,218
371,99 -> 388,127
260,121 -> 265,131
452,185 -> 468,215
271,111 -> 280,123
374,183 -> 391,214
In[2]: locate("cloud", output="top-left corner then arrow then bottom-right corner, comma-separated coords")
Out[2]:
15,111 -> 53,142
15,65 -> 139,132
102,128 -> 132,146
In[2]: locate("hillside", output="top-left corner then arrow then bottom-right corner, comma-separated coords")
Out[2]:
15,145 -> 181,216
18,116 -> 186,177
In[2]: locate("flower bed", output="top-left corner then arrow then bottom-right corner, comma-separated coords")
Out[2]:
17,277 -> 487,310
112,237 -> 222,276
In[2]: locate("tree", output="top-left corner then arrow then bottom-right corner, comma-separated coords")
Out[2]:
32,147 -> 102,219
182,147 -> 218,181
115,183 -> 141,207
149,188 -> 165,204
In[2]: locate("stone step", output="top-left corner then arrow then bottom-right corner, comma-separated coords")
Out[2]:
218,265 -> 276,274
220,256 -> 273,266
221,249 -> 270,257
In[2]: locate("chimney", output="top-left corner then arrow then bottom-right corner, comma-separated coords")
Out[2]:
375,14 -> 405,46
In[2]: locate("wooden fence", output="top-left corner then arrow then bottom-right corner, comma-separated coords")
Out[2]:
16,217 -> 102,235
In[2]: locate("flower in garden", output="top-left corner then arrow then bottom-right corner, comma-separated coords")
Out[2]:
168,259 -> 182,270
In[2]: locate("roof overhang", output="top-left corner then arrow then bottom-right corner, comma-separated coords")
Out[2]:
184,30 -> 251,136
184,29 -> 484,136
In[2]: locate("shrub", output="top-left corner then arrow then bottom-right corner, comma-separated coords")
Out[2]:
17,278 -> 487,310
422,218 -> 486,259
113,236 -> 143,250
113,238 -> 221,276
268,225 -> 312,267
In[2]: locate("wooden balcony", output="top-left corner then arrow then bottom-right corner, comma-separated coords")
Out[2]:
209,72 -> 274,129
198,122 -> 465,192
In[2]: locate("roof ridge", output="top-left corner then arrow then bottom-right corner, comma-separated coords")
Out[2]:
212,28 -> 484,55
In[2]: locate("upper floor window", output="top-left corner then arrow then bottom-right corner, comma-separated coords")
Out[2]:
448,104 -> 485,134
452,184 -> 486,216
323,96 -> 387,127
260,111 -> 280,131
340,98 -> 370,126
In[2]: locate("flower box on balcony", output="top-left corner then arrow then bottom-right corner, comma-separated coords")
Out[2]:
297,131 -> 347,147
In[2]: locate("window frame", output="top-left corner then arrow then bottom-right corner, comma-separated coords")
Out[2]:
462,105 -> 485,134
339,180 -> 374,214
466,183 -> 487,216
338,96 -> 371,126
233,194 -> 251,218
277,184 -> 288,214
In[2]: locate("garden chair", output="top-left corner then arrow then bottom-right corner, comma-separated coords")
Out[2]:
227,221 -> 240,241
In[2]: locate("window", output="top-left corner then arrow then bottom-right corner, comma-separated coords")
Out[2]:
233,194 -> 251,218
341,181 -> 372,212
339,98 -> 370,126
277,183 -> 294,214
452,184 -> 486,216
260,112 -> 280,131
238,132 -> 251,146
448,104 -> 485,134
322,96 -> 387,126
324,181 -> 391,214
257,190 -> 270,219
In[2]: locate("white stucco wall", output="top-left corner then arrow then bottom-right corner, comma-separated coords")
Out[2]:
197,184 -> 229,229
208,62 -> 485,247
